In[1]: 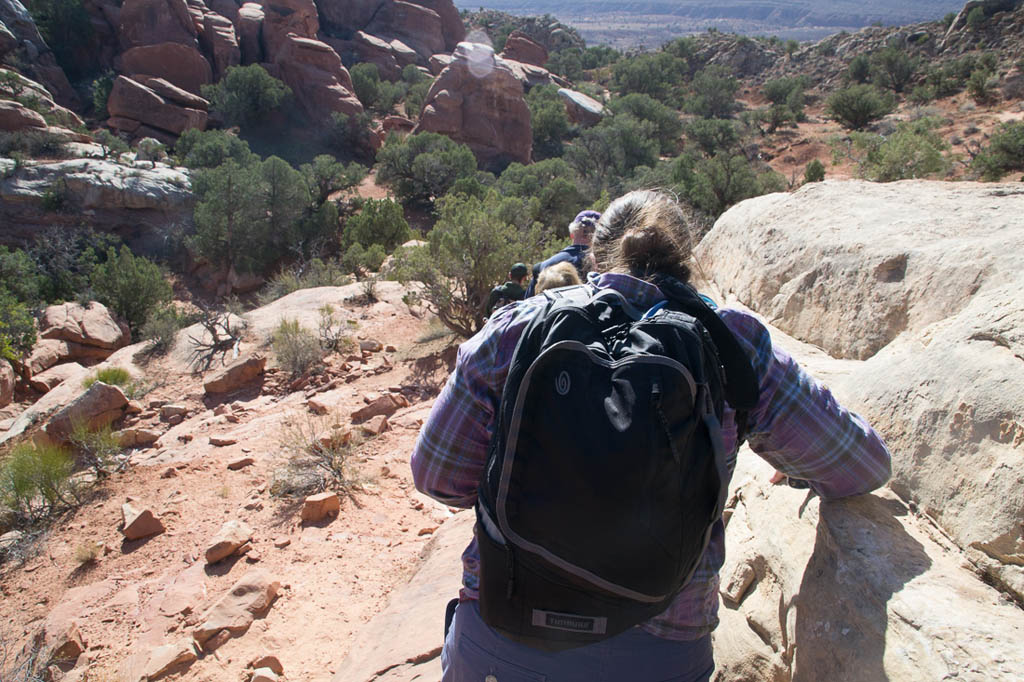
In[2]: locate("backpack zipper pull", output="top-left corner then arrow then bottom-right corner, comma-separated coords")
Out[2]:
506,545 -> 516,599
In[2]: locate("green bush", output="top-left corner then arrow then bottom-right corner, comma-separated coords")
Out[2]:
325,111 -> 378,161
28,227 -> 120,303
608,93 -> 683,154
526,84 -> 571,160
685,119 -> 740,156
68,421 -> 122,477
967,69 -> 996,104
82,367 -> 132,390
272,319 -> 323,377
612,51 -> 686,103
826,84 -> 895,130
846,55 -> 871,84
966,6 -> 986,31
688,151 -> 785,217
686,66 -> 739,119
350,63 -> 407,113
301,154 -> 366,204
93,129 -> 129,160
201,65 -> 292,128
174,129 -> 256,169
0,129 -> 68,159
0,288 -> 37,364
404,80 -> 431,119
391,191 -> 549,336
90,71 -> 115,118
140,305 -> 187,355
495,158 -> 590,238
0,246 -> 43,307
375,132 -> 478,207
973,121 -> 1024,180
909,84 -> 936,104
362,244 -> 387,272
343,198 -> 410,251
90,246 -> 172,335
0,442 -> 77,522
259,258 -> 351,304
565,115 -> 659,196
850,118 -> 951,182
870,47 -> 916,93
804,159 -> 826,183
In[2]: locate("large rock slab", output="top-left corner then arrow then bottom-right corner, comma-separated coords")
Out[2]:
330,512 -> 471,682
108,75 -> 207,135
0,359 -> 13,408
236,2 -> 264,64
712,451 -> 1024,682
120,43 -> 214,96
501,30 -> 548,67
697,180 -> 1024,360
43,381 -> 129,442
415,42 -> 531,172
0,98 -> 47,131
28,362 -> 87,394
845,279 -> 1024,602
558,87 -> 604,127
40,302 -> 131,350
200,11 -> 240,79
274,35 -> 363,121
203,354 -> 266,394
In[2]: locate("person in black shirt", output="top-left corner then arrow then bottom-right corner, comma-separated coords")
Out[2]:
486,262 -> 529,315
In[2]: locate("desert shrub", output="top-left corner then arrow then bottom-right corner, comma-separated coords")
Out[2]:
0,289 -> 36,364
391,191 -> 548,336
686,66 -> 739,119
136,138 -> 166,167
0,130 -> 67,159
909,84 -> 936,104
375,132 -> 477,207
28,227 -> 120,303
259,258 -> 351,304
404,79 -> 431,119
526,84 -> 571,159
684,119 -> 740,156
271,319 -> 323,377
870,47 -> 916,93
826,84 -> 895,130
301,154 -> 366,205
850,118 -> 951,182
272,413 -> 361,497
973,121 -> 1024,180
762,76 -> 807,105
68,422 -> 122,478
90,71 -> 115,118
612,50 -> 686,103
350,62 -> 406,113
0,442 -> 77,522
325,111 -> 378,160
93,129 -> 129,160
565,115 -> 659,196
967,69 -> 997,104
140,305 -> 187,355
0,246 -> 43,307
607,93 -> 683,154
343,198 -> 410,251
190,160 -> 272,274
966,6 -> 986,31
688,152 -> 786,217
202,65 -> 292,128
74,540 -> 103,565
90,245 -> 172,335
495,158 -> 590,237
174,129 -> 256,169
847,55 -> 871,84
316,305 -> 354,353
82,367 -> 132,389
804,159 -> 826,183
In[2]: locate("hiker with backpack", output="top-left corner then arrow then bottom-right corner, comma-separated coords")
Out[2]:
486,262 -> 531,316
411,190 -> 891,681
525,209 -> 601,297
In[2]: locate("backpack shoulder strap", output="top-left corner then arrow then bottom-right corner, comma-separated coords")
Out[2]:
652,275 -> 760,412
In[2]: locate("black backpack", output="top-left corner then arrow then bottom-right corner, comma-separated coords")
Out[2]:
474,276 -> 759,651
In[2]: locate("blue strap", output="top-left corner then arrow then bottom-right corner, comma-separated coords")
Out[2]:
642,300 -> 669,319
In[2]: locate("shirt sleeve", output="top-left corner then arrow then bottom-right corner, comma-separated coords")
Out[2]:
719,308 -> 892,500
410,304 -> 531,507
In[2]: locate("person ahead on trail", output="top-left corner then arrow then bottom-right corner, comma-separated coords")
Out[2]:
411,190 -> 891,682
485,262 -> 529,316
525,209 -> 601,297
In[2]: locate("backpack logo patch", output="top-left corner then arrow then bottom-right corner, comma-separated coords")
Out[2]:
555,370 -> 571,396
532,609 -> 608,634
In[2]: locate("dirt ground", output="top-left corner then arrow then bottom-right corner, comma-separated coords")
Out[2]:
0,283 -> 462,682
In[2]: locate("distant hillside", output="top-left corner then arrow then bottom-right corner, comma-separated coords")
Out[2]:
455,1 -> 967,47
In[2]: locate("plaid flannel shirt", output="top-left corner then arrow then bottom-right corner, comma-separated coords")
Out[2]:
411,273 -> 891,640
